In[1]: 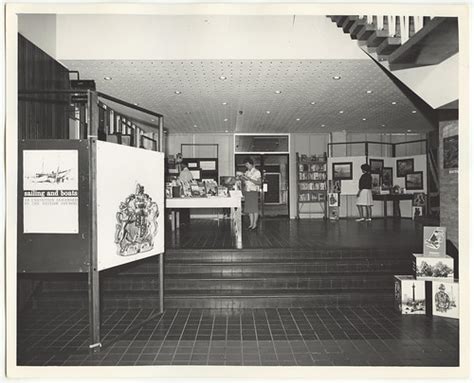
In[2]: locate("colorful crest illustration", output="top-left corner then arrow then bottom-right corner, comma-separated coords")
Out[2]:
114,184 -> 159,256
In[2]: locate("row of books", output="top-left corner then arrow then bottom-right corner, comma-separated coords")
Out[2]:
299,182 -> 327,191
299,172 -> 326,181
298,163 -> 327,172
299,192 -> 326,202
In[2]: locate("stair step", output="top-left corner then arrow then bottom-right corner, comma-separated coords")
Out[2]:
357,24 -> 377,41
342,16 -> 358,33
366,29 -> 390,47
349,18 -> 366,39
376,37 -> 401,56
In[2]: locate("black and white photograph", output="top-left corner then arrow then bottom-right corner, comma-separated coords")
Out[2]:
2,1 -> 468,381
332,162 -> 353,180
405,171 -> 424,190
369,158 -> 384,174
381,167 -> 393,190
396,158 -> 415,177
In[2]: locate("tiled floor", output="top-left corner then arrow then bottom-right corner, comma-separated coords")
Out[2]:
18,306 -> 459,366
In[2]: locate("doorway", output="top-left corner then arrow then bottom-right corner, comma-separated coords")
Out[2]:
235,154 -> 289,217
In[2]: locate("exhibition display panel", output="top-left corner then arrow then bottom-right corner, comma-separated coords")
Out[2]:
17,89 -> 166,352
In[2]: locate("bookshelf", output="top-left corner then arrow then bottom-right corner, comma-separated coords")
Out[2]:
296,152 -> 327,219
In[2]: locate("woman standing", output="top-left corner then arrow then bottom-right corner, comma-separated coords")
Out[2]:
356,163 -> 373,222
241,158 -> 262,230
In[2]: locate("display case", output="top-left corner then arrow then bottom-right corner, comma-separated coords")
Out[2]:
296,152 -> 327,219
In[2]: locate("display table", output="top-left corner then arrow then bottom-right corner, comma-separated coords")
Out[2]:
166,195 -> 242,249
372,193 -> 414,218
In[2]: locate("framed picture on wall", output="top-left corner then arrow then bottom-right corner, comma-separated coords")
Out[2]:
397,158 -> 415,177
443,135 -> 458,169
369,159 -> 384,174
332,162 -> 353,180
405,171 -> 424,190
371,173 -> 381,189
381,167 -> 393,190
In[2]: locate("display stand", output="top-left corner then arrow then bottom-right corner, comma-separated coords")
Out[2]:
296,152 -> 327,219
17,90 -> 165,352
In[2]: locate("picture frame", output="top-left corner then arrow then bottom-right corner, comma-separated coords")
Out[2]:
443,135 -> 458,169
369,159 -> 384,174
381,167 -> 393,190
396,158 -> 415,177
332,162 -> 353,180
405,171 -> 424,190
371,173 -> 381,189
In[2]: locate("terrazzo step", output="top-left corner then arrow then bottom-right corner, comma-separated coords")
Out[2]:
164,248 -> 414,262
163,260 -> 409,275
39,273 -> 396,292
31,289 -> 395,309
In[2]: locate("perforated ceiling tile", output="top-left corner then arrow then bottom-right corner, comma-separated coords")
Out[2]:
64,59 -> 435,134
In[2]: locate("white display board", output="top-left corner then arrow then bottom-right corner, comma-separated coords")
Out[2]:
23,149 -> 79,233
96,141 -> 165,271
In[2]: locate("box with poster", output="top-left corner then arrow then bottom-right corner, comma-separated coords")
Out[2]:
412,253 -> 454,281
412,206 -> 423,220
329,206 -> 339,220
423,226 -> 446,257
394,275 -> 426,315
328,193 -> 339,207
432,280 -> 459,319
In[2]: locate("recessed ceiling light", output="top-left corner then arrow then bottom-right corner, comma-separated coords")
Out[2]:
225,130 -> 229,133
391,101 -> 397,105
219,75 -> 227,80
310,101 -> 316,105
362,118 -> 367,121
222,102 -> 227,105
381,124 -> 386,127
407,129 -> 412,132
412,110 -> 417,114
224,118 -> 228,122
193,124 -> 198,128
366,90 -> 373,94
321,124 -> 326,127
333,76 -> 341,80
296,118 -> 301,121
104,76 -> 112,80
339,110 -> 344,114
274,90 -> 282,94
174,90 -> 181,94
266,111 -> 271,114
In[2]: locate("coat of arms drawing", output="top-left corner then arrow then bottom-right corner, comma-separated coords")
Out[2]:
114,184 -> 159,256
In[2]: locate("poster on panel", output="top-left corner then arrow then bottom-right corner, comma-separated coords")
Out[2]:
23,150 -> 79,233
96,141 -> 165,271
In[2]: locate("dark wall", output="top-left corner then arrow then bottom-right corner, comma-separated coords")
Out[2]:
438,115 -> 458,248
18,34 -> 70,139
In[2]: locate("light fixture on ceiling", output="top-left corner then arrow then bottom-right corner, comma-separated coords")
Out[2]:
222,102 -> 228,105
339,110 -> 344,114
412,110 -> 417,114
266,111 -> 271,114
151,119 -> 155,122
219,75 -> 227,80
381,124 -> 386,127
332,76 -> 341,80
366,90 -> 373,94
391,101 -> 397,105
104,76 -> 112,80
362,118 -> 367,121
310,101 -> 316,105
407,129 -> 412,132
174,90 -> 182,94
224,118 -> 229,122
321,124 -> 326,128
193,124 -> 198,128
296,118 -> 300,121
274,90 -> 282,94
225,130 -> 229,133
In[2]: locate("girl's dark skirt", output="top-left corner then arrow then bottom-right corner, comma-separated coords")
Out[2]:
244,191 -> 259,213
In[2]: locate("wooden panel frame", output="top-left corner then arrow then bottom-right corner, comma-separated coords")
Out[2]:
17,139 -> 91,273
